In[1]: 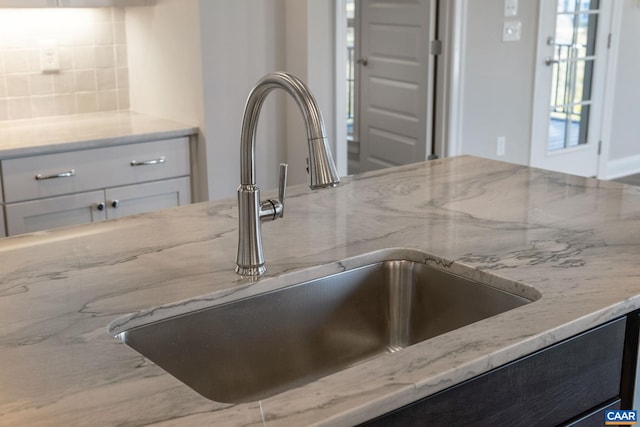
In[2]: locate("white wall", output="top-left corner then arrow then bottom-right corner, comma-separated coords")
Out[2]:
284,0 -> 337,186
457,0 -> 539,166
128,0 -> 337,201
126,0 -> 207,199
198,0 -> 286,200
606,0 -> 640,178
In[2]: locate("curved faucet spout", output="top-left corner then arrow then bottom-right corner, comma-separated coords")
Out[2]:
239,71 -> 340,189
236,72 -> 340,276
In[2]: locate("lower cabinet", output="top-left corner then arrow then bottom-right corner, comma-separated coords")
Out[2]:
5,177 -> 190,235
1,136 -> 193,236
360,317 -> 629,427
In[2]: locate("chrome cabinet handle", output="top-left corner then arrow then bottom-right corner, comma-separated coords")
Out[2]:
130,156 -> 166,167
35,169 -> 76,180
96,202 -> 105,211
111,200 -> 120,208
357,57 -> 368,66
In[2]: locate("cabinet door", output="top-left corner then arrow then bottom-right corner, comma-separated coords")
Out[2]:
5,191 -> 106,235
105,177 -> 190,220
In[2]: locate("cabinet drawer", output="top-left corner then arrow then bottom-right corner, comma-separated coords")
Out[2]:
1,138 -> 190,203
5,191 -> 107,235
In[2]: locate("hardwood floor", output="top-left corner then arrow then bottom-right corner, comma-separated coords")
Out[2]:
614,173 -> 640,186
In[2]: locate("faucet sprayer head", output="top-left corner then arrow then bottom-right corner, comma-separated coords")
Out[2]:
308,136 -> 340,189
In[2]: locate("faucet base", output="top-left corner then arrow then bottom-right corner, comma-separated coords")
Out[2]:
235,265 -> 267,276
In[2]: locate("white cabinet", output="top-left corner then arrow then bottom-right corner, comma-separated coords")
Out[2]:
0,0 -> 154,6
56,0 -> 154,6
1,137 -> 191,236
0,1 -> 56,6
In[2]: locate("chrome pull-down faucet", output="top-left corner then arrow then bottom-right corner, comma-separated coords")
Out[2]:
236,72 -> 340,276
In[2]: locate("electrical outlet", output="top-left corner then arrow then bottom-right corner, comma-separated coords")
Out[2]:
503,21 -> 522,42
497,136 -> 506,157
39,39 -> 60,73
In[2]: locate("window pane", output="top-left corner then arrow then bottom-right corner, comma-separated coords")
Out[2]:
557,0 -> 578,13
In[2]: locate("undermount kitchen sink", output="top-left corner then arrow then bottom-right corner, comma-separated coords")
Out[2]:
111,254 -> 538,403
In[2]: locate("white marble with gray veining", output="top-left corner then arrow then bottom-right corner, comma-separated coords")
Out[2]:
0,111 -> 198,158
1,156 -> 639,426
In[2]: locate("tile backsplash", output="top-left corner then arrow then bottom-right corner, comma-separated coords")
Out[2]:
0,8 -> 130,121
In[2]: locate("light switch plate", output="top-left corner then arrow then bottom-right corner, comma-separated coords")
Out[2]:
503,21 -> 522,42
505,0 -> 518,16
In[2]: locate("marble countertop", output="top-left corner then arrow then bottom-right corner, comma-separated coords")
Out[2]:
1,156 -> 639,426
0,111 -> 198,158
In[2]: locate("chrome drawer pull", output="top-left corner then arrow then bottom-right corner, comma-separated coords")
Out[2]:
35,169 -> 76,180
130,156 -> 166,167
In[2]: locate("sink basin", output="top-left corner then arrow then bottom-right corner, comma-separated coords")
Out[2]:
112,254 -> 537,403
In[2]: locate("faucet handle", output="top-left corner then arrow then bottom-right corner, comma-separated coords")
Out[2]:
278,163 -> 288,217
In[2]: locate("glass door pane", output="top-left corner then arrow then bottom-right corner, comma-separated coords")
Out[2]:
548,0 -> 599,151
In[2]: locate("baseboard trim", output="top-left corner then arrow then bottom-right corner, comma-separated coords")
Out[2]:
605,155 -> 640,180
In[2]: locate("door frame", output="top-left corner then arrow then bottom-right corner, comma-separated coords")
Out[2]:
529,0 -> 623,178
334,0 -> 465,167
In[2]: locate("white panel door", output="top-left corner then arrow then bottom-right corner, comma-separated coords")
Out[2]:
531,0 -> 612,177
357,0 -> 435,172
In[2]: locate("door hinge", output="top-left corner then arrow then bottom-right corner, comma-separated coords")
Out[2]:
607,33 -> 612,49
598,140 -> 602,155
431,40 -> 442,56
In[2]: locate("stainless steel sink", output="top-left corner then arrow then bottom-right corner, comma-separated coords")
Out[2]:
113,258 -> 536,403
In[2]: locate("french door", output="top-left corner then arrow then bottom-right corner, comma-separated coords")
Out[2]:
531,0 -> 612,177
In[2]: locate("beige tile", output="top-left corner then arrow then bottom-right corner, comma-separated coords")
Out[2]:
6,74 -> 30,97
73,46 -> 96,69
58,47 -> 74,71
0,99 -> 8,121
94,22 -> 114,46
89,8 -> 113,24
76,92 -> 98,113
0,76 -> 6,97
97,90 -> 118,111
7,97 -> 32,120
112,8 -> 125,23
31,95 -> 57,117
30,74 -> 54,96
4,49 -> 30,73
116,68 -> 129,89
74,70 -> 96,92
113,22 -> 127,45
53,72 -> 75,94
117,89 -> 130,110
27,49 -> 41,73
55,94 -> 76,115
115,44 -> 128,68
97,68 -> 117,91
95,45 -> 115,69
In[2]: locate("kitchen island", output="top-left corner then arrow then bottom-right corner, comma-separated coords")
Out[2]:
0,156 -> 639,426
